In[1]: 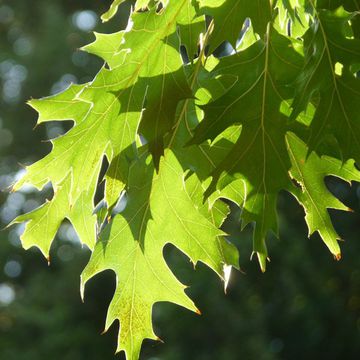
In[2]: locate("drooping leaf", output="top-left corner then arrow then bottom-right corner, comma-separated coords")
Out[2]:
13,0 -> 195,209
9,1 -> 360,360
98,0 -> 202,167
81,150 -> 238,359
191,28 -> 303,270
286,132 -> 360,259
291,6 -> 360,162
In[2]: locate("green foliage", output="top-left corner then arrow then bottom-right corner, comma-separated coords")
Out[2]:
9,0 -> 360,359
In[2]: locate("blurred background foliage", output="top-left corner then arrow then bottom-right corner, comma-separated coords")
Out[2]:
0,1 -> 359,359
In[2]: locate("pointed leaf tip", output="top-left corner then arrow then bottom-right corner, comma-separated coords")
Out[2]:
223,264 -> 232,294
80,280 -> 85,303
255,252 -> 268,273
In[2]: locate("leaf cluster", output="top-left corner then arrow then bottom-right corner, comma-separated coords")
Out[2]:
9,1 -> 360,359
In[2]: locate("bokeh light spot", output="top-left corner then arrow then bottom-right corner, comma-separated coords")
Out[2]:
72,10 -> 98,32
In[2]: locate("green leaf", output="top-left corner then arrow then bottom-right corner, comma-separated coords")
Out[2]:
10,2 -> 360,359
81,150 -> 238,359
109,1 -> 194,166
286,132 -> 360,258
13,0 -> 194,208
291,7 -> 360,162
191,28 -> 303,271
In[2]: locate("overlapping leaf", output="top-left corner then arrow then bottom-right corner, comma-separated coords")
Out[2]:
12,1 -> 200,246
9,1 -> 360,360
291,6 -> 360,162
11,1 -> 234,358
191,28 -> 303,270
81,150 -> 238,360
286,132 -> 360,258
